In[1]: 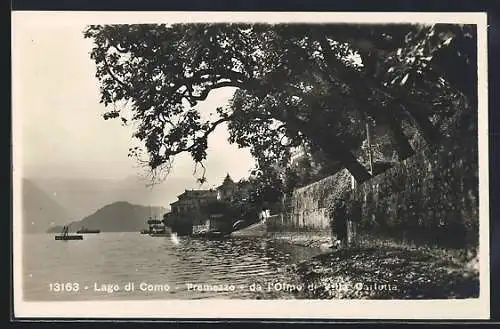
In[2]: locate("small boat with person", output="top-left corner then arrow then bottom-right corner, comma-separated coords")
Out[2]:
55,226 -> 83,240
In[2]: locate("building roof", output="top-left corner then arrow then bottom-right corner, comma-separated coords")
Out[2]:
217,173 -> 237,191
171,189 -> 217,206
223,173 -> 234,184
177,189 -> 217,199
170,199 -> 191,207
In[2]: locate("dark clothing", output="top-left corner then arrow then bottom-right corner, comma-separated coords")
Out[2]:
334,202 -> 348,242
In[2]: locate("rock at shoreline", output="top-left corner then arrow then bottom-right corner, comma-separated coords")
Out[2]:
290,246 -> 479,299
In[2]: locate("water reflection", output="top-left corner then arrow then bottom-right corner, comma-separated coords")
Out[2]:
23,233 -> 322,300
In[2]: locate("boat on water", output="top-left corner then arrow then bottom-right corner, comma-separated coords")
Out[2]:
189,214 -> 236,239
149,226 -> 171,237
55,226 -> 83,240
76,226 -> 100,234
146,217 -> 171,237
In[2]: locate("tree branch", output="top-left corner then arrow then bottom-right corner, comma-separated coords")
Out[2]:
103,56 -> 132,93
108,40 -> 130,54
163,115 -> 235,157
191,80 -> 245,102
317,33 -> 440,145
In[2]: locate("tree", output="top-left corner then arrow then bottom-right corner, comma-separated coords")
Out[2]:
84,23 -> 475,184
247,165 -> 284,212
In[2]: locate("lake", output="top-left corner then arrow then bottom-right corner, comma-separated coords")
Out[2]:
22,232 -> 323,300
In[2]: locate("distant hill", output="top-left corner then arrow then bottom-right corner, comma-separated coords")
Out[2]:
46,201 -> 167,233
22,179 -> 73,233
31,176 -> 197,220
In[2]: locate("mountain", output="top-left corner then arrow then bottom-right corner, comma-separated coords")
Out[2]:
46,201 -> 167,233
30,176 -> 198,221
22,179 -> 73,233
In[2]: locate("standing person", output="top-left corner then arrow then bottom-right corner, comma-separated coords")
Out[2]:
334,199 -> 348,247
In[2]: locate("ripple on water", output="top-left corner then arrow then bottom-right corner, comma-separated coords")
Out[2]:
23,233 -> 321,300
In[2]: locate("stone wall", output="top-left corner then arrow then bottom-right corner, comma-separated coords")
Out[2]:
278,103 -> 478,250
331,127 -> 479,249
279,169 -> 352,232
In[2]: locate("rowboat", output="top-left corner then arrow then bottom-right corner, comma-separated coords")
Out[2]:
55,226 -> 83,240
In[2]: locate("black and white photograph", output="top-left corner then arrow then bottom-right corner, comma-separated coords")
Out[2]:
12,11 -> 489,319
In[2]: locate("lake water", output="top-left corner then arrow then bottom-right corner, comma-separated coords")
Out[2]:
22,233 -> 322,300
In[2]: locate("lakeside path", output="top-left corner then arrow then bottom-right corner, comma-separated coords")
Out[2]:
284,245 -> 479,299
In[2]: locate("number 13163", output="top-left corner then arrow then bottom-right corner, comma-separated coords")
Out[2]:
49,282 -> 80,292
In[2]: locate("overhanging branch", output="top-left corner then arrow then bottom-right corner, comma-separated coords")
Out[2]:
163,115 -> 235,157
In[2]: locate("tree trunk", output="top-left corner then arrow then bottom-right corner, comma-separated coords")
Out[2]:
281,110 -> 372,184
365,120 -> 374,175
317,34 -> 441,150
317,35 -> 416,161
311,134 -> 372,183
364,104 -> 415,160
319,137 -> 372,183
338,148 -> 373,183
403,103 -> 441,145
384,115 -> 415,159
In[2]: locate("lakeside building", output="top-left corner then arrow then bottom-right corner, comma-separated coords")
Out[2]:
216,173 -> 253,203
216,174 -> 238,201
169,189 -> 218,226
164,173 -> 250,233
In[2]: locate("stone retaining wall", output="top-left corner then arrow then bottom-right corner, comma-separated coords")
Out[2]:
275,104 -> 478,250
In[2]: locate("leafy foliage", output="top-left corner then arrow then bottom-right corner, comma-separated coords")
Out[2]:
84,23 -> 476,186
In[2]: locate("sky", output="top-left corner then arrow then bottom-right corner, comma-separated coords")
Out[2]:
13,22 -> 256,186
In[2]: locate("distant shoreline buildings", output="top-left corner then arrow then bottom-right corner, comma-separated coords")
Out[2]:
163,174 -> 252,233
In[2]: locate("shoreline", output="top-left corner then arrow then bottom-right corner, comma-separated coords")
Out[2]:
274,235 -> 480,299
267,231 -> 333,250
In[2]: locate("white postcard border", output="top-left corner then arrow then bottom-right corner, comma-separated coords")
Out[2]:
11,11 -> 490,319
